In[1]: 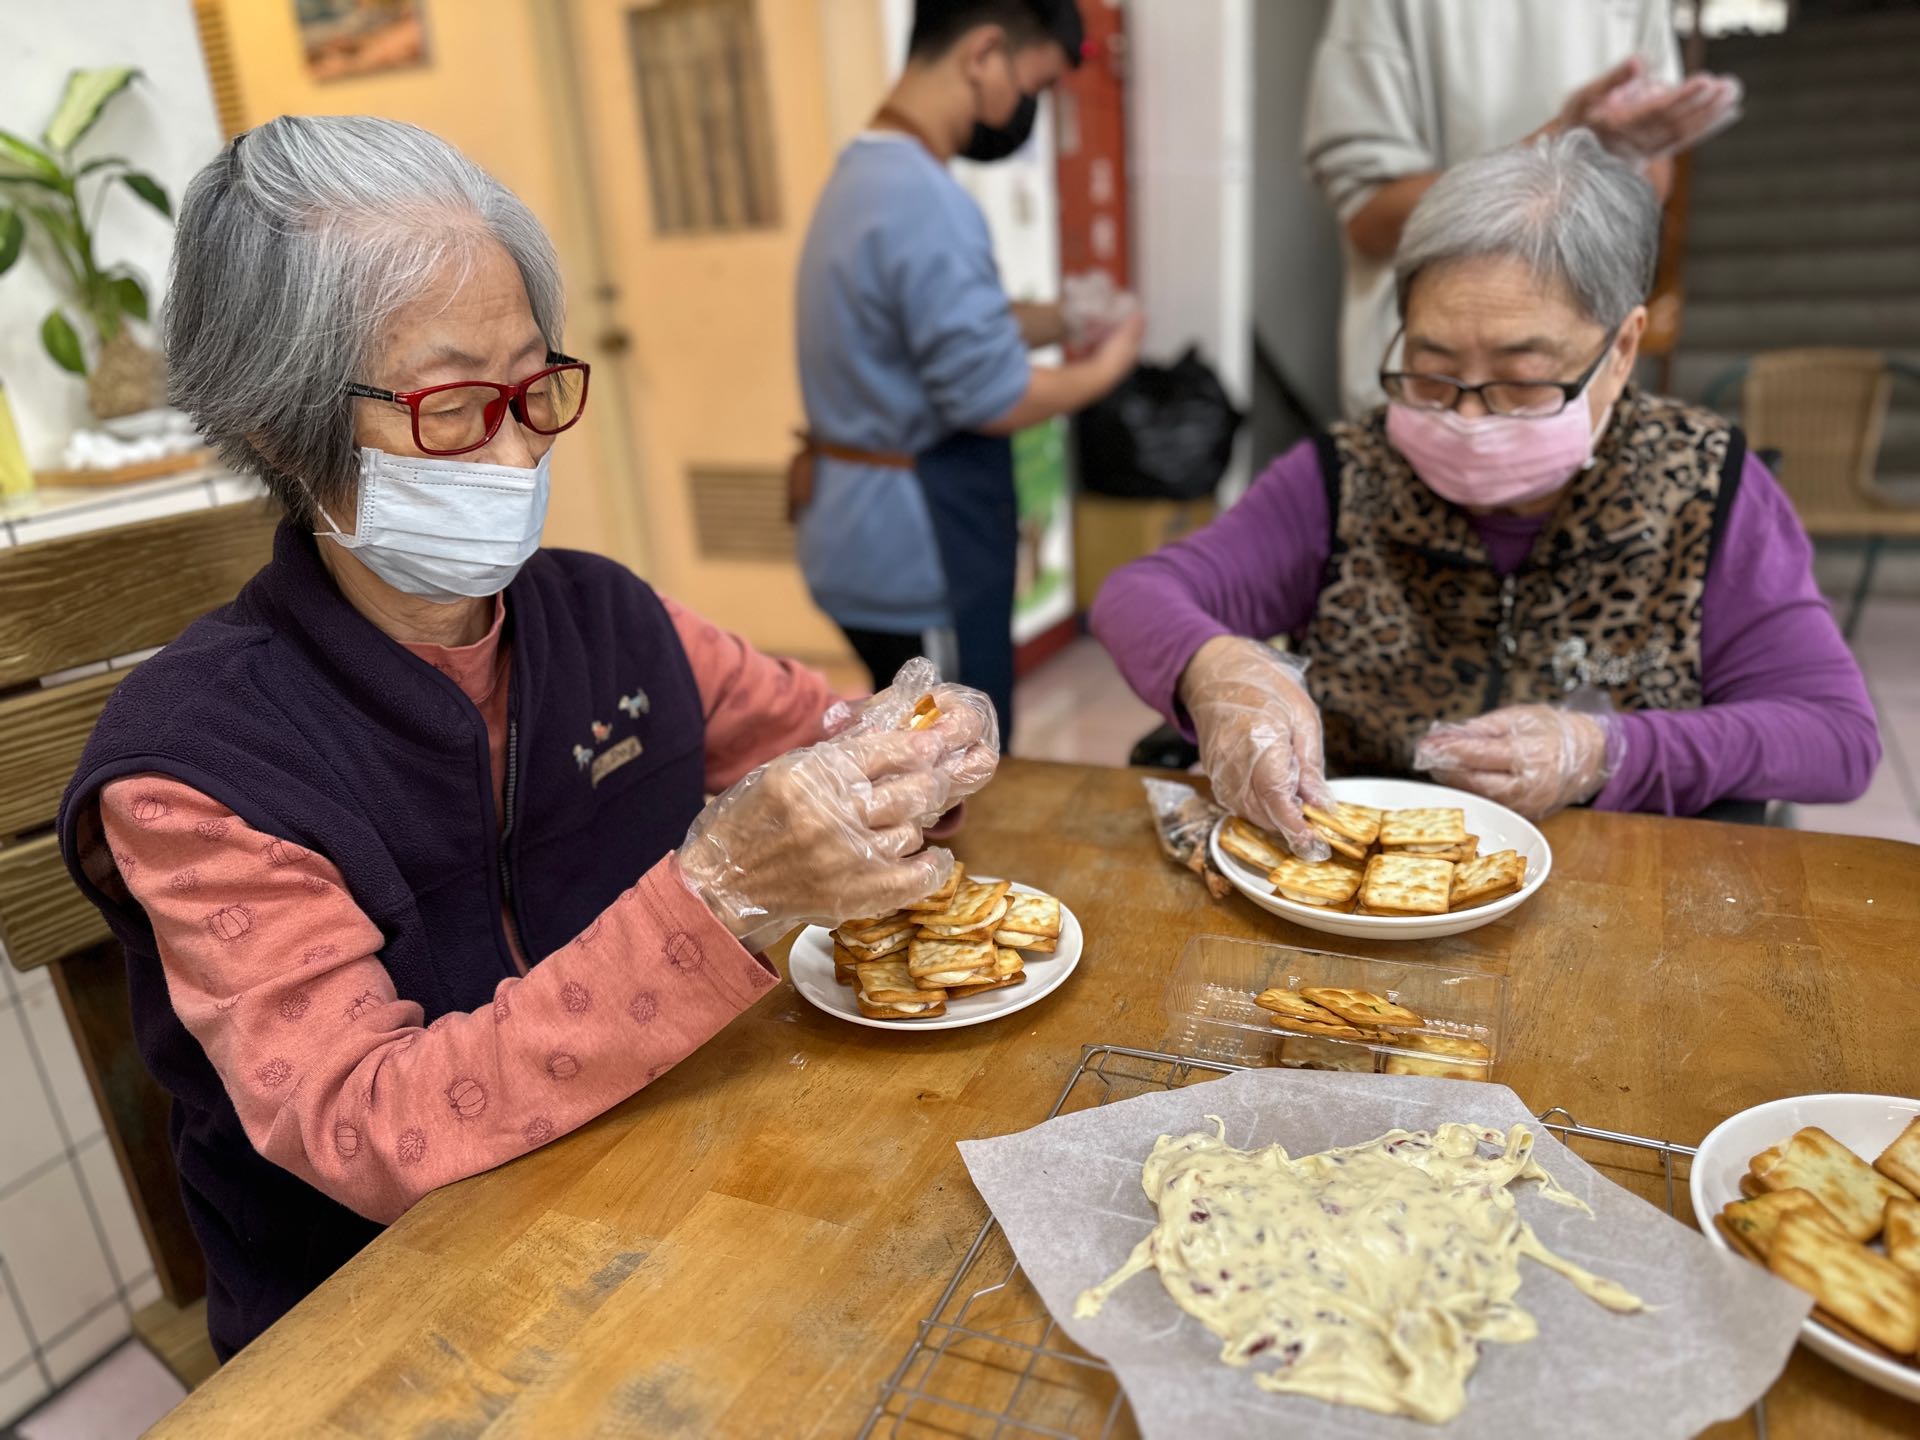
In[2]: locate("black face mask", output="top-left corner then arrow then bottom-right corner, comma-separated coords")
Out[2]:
962,91 -> 1039,163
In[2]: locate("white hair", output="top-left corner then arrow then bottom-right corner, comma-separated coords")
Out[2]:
1394,129 -> 1661,329
163,115 -> 566,522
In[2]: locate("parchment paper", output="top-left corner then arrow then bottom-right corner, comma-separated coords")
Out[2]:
958,1068 -> 1811,1439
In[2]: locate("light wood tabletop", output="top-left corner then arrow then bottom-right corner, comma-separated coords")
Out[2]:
150,759 -> 1920,1438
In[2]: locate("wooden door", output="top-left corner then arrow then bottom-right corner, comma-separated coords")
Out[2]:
563,0 -> 861,662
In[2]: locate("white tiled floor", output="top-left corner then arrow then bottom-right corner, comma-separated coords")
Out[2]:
15,1340 -> 184,1440
0,959 -> 158,1427
1015,597 -> 1920,846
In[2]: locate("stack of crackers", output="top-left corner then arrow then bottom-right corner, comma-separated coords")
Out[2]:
1252,984 -> 1492,1079
1715,1120 -> 1920,1361
830,865 -> 1064,1021
1220,805 -> 1527,917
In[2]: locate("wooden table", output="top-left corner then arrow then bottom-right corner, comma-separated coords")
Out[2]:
150,760 -> 1920,1437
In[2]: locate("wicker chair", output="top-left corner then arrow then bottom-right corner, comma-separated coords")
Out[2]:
1714,347 -> 1920,638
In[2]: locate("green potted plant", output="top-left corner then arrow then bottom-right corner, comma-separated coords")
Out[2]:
0,66 -> 174,419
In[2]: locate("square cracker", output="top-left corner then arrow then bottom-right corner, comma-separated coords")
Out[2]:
1885,1195 -> 1920,1278
1308,822 -> 1369,863
1253,988 -> 1345,1026
1450,850 -> 1527,911
1872,1116 -> 1920,1196
1379,807 -> 1467,847
1002,894 -> 1061,938
1392,1031 -> 1490,1061
1301,985 -> 1424,1030
1358,852 -> 1453,916
907,934 -> 996,980
1301,801 -> 1383,847
1269,1015 -> 1370,1041
917,878 -> 1012,930
835,927 -> 911,961
1769,1211 -> 1920,1355
1268,855 -> 1363,906
1715,1188 -> 1847,1265
903,864 -> 965,913
1383,1054 -> 1484,1081
1757,1126 -> 1911,1241
1219,817 -> 1290,872
918,896 -> 1010,938
854,959 -> 928,1004
994,929 -> 1057,953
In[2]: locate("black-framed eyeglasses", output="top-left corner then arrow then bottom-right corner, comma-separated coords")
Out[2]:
346,352 -> 591,457
1379,326 -> 1619,419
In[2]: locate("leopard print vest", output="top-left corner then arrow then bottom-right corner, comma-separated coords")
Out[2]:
1300,388 -> 1746,776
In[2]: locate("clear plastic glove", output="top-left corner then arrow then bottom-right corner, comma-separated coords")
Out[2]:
834,657 -> 1000,805
1411,702 -> 1625,819
1550,56 -> 1742,163
1062,270 -> 1140,352
678,725 -> 960,953
1178,636 -> 1335,862
1583,71 -> 1743,162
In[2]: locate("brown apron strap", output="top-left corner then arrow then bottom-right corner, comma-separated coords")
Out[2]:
871,104 -> 944,161
786,430 -> 917,521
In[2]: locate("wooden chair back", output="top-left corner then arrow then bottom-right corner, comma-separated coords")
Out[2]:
0,499 -> 277,1311
1740,349 -> 1916,536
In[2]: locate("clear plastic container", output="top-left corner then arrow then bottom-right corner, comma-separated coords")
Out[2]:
1161,934 -> 1507,1079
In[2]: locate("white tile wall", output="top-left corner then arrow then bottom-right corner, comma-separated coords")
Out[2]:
0,963 -> 157,1426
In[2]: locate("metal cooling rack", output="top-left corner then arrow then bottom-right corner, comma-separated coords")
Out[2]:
855,1043 -> 1755,1440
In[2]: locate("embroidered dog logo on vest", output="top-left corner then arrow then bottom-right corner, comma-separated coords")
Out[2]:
618,689 -> 650,718
572,743 -> 595,771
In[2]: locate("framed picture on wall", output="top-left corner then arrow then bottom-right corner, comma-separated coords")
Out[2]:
296,0 -> 431,82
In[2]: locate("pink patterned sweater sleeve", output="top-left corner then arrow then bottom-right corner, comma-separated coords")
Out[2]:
99,775 -> 776,1225
665,596 -> 840,790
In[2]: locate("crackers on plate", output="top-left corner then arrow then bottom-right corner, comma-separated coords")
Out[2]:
1225,802 -> 1531,916
1717,1124 -> 1920,1364
830,865 -> 1065,1022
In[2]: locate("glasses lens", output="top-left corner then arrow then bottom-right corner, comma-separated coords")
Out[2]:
522,365 -> 588,434
414,385 -> 503,453
1483,383 -> 1570,418
1386,373 -> 1461,411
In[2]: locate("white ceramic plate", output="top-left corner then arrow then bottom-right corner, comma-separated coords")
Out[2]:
1209,778 -> 1552,941
789,880 -> 1082,1032
1690,1092 -> 1920,1404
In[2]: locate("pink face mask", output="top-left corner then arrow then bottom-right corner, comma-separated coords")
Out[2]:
1386,396 -> 1612,509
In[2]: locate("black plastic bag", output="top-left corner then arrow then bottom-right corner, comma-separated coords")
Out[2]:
1074,346 -> 1244,500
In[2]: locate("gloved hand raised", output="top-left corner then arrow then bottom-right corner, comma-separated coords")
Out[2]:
1412,703 -> 1623,819
683,661 -> 1001,950
1178,637 -> 1335,862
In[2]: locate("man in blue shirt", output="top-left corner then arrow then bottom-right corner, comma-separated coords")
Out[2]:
792,0 -> 1141,740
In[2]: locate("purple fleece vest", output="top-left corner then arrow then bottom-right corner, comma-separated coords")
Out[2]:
58,523 -> 706,1359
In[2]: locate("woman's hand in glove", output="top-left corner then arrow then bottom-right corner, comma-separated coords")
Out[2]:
1412,704 -> 1621,819
1178,636 -> 1335,861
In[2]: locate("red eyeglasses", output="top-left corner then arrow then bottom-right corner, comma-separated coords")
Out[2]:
347,353 -> 591,457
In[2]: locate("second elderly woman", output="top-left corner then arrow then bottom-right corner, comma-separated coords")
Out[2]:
1095,130 -> 1877,855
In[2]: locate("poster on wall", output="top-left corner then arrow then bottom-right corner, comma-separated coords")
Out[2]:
296,0 -> 431,83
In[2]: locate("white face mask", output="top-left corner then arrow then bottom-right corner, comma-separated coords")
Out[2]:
316,446 -> 552,602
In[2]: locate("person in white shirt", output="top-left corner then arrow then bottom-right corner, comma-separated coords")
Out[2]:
1303,0 -> 1740,417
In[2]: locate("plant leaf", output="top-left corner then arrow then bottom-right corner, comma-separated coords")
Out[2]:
0,128 -> 61,182
41,310 -> 87,375
111,272 -> 148,321
0,208 -> 22,274
75,156 -> 125,178
122,171 -> 171,218
43,67 -> 141,153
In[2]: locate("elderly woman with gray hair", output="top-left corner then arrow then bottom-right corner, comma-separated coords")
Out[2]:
55,116 -> 997,1359
1094,130 -> 1877,854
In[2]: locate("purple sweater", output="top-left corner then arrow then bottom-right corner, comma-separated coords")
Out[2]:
1091,441 -> 1881,815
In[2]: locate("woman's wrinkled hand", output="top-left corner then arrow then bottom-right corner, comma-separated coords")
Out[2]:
1412,704 -> 1621,819
1179,636 -> 1334,861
